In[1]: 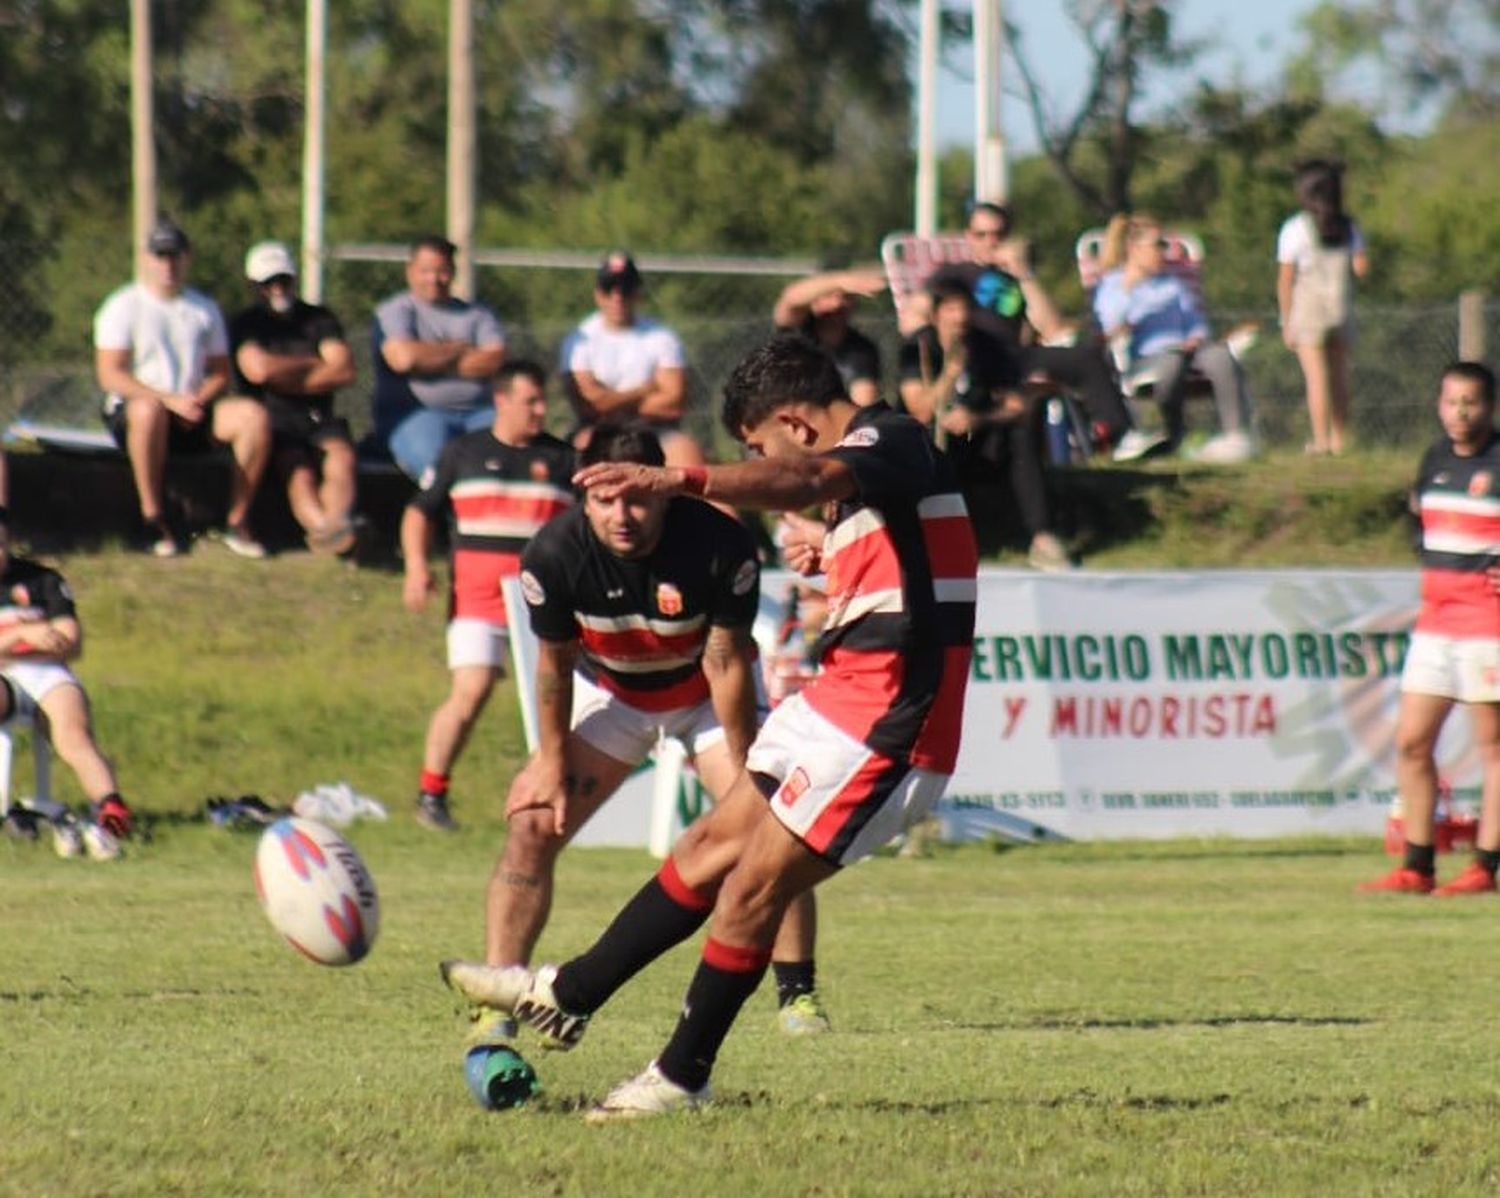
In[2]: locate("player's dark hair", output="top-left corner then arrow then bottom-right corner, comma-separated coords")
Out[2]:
580,422 -> 666,468
1443,360 -> 1497,405
1293,159 -> 1353,248
927,278 -> 973,310
967,200 -> 1013,234
495,359 -> 546,394
410,234 -> 457,262
721,334 -> 848,441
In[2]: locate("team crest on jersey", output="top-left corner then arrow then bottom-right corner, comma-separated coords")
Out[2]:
529,459 -> 549,481
519,570 -> 546,606
656,582 -> 683,616
731,559 -> 758,596
777,767 -> 811,808
1469,471 -> 1493,497
836,427 -> 879,449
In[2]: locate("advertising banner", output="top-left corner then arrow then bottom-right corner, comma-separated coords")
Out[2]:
507,569 -> 1456,848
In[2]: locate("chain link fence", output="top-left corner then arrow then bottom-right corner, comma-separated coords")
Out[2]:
1,236 -> 1493,461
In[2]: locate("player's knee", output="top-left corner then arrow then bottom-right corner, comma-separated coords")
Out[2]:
1395,726 -> 1439,761
503,810 -> 562,865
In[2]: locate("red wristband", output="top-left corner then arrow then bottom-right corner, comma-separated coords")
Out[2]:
681,466 -> 709,496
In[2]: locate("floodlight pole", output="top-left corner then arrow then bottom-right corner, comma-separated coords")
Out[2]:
129,0 -> 157,279
915,0 -> 939,236
973,0 -> 1008,203
447,0 -> 477,299
302,0 -> 328,302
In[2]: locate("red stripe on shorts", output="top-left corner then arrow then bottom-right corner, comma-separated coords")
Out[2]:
801,748 -> 903,857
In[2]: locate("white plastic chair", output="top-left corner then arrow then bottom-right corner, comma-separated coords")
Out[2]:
0,710 -> 53,818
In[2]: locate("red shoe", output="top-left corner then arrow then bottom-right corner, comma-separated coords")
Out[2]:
94,796 -> 133,840
1357,867 -> 1434,894
1433,863 -> 1498,897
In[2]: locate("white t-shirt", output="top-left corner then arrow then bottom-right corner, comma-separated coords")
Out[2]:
561,312 -> 685,392
1276,213 -> 1365,271
93,283 -> 228,400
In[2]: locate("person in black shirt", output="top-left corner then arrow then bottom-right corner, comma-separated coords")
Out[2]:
230,241 -> 359,555
452,422 -> 827,1045
0,511 -> 134,851
899,280 -> 1073,570
774,267 -> 887,406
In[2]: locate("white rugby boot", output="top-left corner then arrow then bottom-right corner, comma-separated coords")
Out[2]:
584,1061 -> 711,1123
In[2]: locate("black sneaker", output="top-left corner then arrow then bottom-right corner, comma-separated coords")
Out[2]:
2,807 -> 40,841
414,791 -> 457,831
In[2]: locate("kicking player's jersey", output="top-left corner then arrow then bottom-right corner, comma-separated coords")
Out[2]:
0,558 -> 77,652
809,403 -> 979,773
408,430 -> 575,625
520,499 -> 760,711
1414,433 -> 1500,639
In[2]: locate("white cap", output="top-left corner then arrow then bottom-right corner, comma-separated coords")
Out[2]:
244,240 -> 297,283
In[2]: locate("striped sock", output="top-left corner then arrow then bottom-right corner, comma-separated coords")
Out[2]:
656,937 -> 771,1092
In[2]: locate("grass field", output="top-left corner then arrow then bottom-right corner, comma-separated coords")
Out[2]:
0,453 -> 1476,1197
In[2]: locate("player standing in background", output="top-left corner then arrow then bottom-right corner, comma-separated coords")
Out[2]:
444,335 -> 977,1119
455,421 -> 826,1049
402,362 -> 575,831
1361,362 -> 1500,895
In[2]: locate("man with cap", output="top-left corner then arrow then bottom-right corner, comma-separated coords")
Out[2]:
94,217 -> 273,558
230,240 -> 360,555
560,253 -> 706,469
373,235 -> 507,483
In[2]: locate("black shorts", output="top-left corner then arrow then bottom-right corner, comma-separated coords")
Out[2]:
264,398 -> 353,470
102,397 -> 218,456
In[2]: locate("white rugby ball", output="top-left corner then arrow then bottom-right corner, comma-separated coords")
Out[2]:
254,817 -> 380,966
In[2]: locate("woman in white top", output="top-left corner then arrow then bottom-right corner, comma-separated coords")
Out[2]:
1276,160 -> 1370,456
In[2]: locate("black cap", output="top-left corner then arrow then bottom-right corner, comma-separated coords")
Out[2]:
146,218 -> 191,256
596,251 -> 642,292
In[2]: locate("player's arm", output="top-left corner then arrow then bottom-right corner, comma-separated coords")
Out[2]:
455,342 -> 505,380
399,506 -> 437,612
236,340 -> 319,389
304,337 -> 356,391
1277,263 -> 1297,346
638,365 -> 686,422
0,615 -> 81,662
381,337 -> 468,375
570,370 -> 651,417
575,455 -> 856,513
701,624 -> 758,767
506,637 -> 580,835
773,269 -> 887,329
194,353 -> 230,406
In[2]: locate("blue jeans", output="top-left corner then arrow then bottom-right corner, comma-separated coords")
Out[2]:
388,405 -> 493,482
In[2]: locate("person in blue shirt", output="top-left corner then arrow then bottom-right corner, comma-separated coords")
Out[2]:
1094,214 -> 1256,464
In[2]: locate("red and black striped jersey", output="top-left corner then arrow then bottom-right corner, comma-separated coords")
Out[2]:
408,429 -> 576,624
806,403 -> 979,772
520,499 -> 761,711
1414,433 -> 1500,639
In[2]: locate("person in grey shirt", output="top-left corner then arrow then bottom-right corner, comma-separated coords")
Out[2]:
373,235 -> 506,482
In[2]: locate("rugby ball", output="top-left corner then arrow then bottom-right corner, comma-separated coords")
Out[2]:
254,817 -> 380,966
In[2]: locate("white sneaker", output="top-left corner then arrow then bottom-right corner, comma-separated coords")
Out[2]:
440,961 -> 589,1051
51,816 -> 84,859
584,1061 -> 711,1123
221,525 -> 268,560
1027,533 -> 1075,573
1191,430 -> 1257,465
82,822 -> 121,861
1112,428 -> 1169,463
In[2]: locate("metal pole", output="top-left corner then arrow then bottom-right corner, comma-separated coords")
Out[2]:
447,0 -> 477,299
129,0 -> 157,279
1459,289 -> 1487,361
302,0 -> 327,302
973,0 -> 1007,203
915,0 -> 939,236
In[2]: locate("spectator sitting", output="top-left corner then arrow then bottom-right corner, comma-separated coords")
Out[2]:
773,267 -> 887,406
928,202 -> 1144,459
373,235 -> 506,483
230,241 -> 359,555
0,508 -> 135,850
899,280 -> 1072,571
560,252 -> 706,469
1094,213 -> 1257,464
93,217 -> 272,558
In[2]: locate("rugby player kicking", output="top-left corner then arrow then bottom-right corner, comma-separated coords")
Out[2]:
444,335 -> 978,1120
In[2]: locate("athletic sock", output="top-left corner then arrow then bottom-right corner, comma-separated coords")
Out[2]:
419,769 -> 449,797
656,938 -> 772,1093
1403,841 -> 1436,877
551,858 -> 714,1015
773,959 -> 816,1008
1477,848 -> 1500,877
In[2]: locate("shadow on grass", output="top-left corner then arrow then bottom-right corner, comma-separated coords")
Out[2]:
939,1012 -> 1372,1032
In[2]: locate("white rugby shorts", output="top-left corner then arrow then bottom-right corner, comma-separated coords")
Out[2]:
571,672 -> 725,766
447,618 -> 510,670
746,691 -> 951,867
2,661 -> 82,719
1401,631 -> 1500,703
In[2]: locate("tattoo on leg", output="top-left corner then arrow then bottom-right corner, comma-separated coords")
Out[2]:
500,870 -> 542,889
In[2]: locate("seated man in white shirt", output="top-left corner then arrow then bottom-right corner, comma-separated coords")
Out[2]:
93,218 -> 272,558
560,253 -> 707,468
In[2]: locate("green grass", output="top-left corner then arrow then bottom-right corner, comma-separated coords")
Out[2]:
7,833 -> 1500,1196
